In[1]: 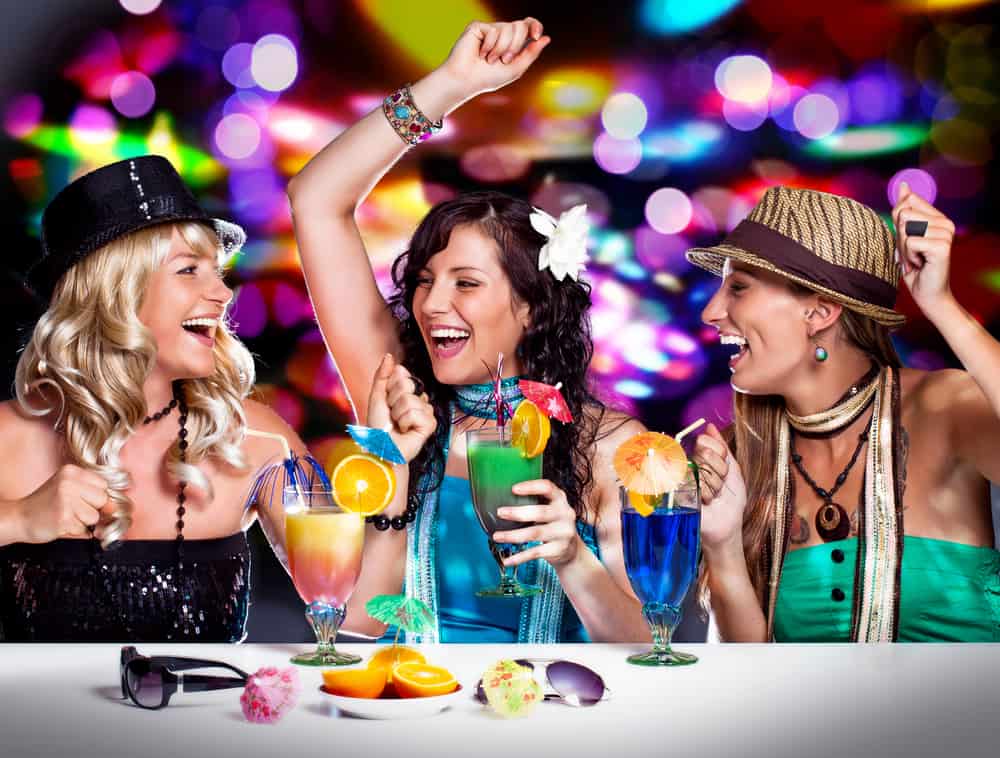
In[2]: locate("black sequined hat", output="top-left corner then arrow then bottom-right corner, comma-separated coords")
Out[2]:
30,155 -> 246,301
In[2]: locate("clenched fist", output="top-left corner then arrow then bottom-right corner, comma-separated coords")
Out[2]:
16,464 -> 110,543
366,354 -> 437,463
439,18 -> 551,100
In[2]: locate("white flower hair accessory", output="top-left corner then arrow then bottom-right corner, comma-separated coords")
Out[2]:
529,203 -> 590,282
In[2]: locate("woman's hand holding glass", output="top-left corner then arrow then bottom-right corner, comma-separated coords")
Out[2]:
366,354 -> 437,464
437,18 -> 551,101
691,423 -> 747,554
492,479 -> 580,569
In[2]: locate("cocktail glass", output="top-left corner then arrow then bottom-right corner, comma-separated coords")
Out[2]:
620,467 -> 701,666
284,486 -> 365,666
466,427 -> 543,597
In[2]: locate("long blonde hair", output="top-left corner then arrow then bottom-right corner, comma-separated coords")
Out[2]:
15,222 -> 256,546
699,300 -> 902,613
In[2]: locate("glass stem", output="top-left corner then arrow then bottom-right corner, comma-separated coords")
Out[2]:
489,540 -> 518,585
305,602 -> 346,650
643,602 -> 681,654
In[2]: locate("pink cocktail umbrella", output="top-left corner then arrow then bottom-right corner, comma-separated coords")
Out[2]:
518,379 -> 574,423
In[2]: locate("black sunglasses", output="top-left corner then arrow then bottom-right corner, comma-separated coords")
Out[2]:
119,646 -> 250,710
475,659 -> 610,708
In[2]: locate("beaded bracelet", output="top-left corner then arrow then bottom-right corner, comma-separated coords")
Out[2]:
366,494 -> 419,531
382,84 -> 443,146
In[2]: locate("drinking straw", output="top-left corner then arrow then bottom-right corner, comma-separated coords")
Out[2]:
667,418 -> 706,509
246,428 -> 305,505
495,352 -> 507,441
675,417 -> 706,444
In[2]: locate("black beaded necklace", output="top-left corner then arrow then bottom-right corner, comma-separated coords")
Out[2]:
790,429 -> 868,542
788,365 -> 879,542
143,382 -> 189,563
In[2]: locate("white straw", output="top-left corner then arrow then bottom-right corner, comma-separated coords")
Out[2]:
675,417 -> 706,444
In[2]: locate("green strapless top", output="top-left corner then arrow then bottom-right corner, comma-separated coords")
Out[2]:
774,536 -> 1000,642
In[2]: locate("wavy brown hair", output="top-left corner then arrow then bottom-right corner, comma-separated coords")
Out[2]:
387,191 -> 618,519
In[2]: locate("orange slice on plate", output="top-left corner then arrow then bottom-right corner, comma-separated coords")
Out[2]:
392,663 -> 459,699
321,667 -> 387,699
367,646 -> 426,684
613,431 -> 688,497
331,453 -> 396,516
510,400 -> 551,459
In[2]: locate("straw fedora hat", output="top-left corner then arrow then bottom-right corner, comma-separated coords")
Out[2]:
686,186 -> 905,327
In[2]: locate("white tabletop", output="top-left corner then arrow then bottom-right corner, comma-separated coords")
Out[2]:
1,642 -> 998,758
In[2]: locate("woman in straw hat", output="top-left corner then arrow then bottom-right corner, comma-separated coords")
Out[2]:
688,183 -> 1000,642
0,156 -> 430,642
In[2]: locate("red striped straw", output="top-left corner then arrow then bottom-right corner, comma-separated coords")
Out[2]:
495,352 -> 505,428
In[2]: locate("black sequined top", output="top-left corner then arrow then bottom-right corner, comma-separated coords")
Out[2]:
0,533 -> 250,642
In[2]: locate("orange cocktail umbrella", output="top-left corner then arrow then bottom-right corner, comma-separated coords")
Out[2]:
612,431 -> 689,496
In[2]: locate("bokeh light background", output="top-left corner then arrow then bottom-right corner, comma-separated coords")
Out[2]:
1,0 -> 998,640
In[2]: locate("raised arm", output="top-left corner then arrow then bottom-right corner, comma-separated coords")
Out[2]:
343,354 -> 437,637
286,19 -> 550,422
893,185 -> 1000,483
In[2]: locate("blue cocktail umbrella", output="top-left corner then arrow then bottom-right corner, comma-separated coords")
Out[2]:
346,424 -> 406,465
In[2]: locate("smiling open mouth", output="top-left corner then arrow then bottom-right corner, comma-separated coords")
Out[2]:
181,317 -> 217,345
429,328 -> 470,358
720,333 -> 748,370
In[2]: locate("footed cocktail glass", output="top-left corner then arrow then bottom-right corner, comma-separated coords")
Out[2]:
284,486 -> 364,666
620,467 -> 701,666
466,427 -> 542,597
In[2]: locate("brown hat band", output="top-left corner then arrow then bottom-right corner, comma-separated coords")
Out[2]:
724,220 -> 897,309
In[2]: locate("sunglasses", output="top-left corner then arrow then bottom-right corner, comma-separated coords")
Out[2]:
475,659 -> 610,708
119,646 -> 249,710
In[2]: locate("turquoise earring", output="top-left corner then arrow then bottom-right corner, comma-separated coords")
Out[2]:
814,345 -> 829,362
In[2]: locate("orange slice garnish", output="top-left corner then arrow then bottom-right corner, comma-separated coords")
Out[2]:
613,431 -> 688,496
510,400 -> 551,459
367,646 -> 426,684
392,662 -> 458,699
627,489 -> 661,517
324,437 -> 365,478
321,667 -> 387,699
331,453 -> 396,516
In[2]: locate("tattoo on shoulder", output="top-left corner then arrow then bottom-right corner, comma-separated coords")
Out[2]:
789,513 -> 810,544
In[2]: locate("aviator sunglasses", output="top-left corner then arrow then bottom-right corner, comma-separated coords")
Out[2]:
120,646 -> 249,710
475,659 -> 610,708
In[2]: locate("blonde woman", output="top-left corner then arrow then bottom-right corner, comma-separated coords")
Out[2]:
0,156 -> 318,641
689,185 -> 1000,642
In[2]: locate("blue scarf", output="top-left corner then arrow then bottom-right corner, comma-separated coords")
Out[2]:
404,377 -> 566,644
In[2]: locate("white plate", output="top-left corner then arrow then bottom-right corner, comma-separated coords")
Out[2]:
320,684 -> 467,720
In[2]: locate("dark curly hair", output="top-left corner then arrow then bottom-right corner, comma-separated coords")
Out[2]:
387,190 -> 615,520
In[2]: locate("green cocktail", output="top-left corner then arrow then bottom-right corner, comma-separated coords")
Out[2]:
466,427 -> 543,597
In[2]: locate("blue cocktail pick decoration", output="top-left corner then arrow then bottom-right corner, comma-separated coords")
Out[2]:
346,424 -> 406,465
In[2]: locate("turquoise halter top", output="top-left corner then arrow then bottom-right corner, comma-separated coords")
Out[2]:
436,474 -> 598,642
401,376 -> 601,643
774,536 -> 1000,642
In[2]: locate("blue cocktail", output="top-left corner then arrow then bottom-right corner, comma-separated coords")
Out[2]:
621,470 -> 701,666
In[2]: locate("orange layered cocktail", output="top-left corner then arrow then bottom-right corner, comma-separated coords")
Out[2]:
283,486 -> 365,666
286,508 -> 364,607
